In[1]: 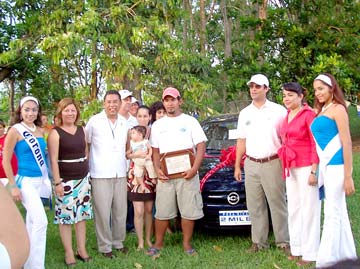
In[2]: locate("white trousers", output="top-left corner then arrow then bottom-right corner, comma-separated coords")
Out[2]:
316,165 -> 357,268
286,166 -> 320,261
20,177 -> 48,269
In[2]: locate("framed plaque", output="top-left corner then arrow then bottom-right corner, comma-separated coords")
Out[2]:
160,148 -> 195,179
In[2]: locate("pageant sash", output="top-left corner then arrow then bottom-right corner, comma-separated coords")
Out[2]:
314,133 -> 342,200
13,123 -> 51,198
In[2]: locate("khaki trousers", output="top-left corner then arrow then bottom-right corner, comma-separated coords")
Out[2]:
244,158 -> 289,248
91,177 -> 127,253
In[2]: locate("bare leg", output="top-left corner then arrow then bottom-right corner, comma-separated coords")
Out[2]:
152,219 -> 169,249
74,221 -> 89,258
133,201 -> 145,249
59,224 -> 75,264
135,177 -> 145,193
181,218 -> 195,251
144,200 -> 154,247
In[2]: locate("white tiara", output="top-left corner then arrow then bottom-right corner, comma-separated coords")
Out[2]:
314,74 -> 332,87
20,96 -> 39,107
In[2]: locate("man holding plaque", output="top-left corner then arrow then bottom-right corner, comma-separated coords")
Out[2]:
148,87 -> 207,257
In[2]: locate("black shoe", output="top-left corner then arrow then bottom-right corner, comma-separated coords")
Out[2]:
115,247 -> 129,254
76,252 -> 92,262
102,251 -> 115,259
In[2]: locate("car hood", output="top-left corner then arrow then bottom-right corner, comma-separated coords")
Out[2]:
200,153 -> 243,192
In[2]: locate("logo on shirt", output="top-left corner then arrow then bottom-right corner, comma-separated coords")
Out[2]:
245,120 -> 251,126
179,127 -> 186,132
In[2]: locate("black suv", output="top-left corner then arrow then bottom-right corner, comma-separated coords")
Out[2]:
198,114 -> 250,231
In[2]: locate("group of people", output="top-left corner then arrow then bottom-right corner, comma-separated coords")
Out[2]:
0,73 -> 357,269
234,73 -> 357,268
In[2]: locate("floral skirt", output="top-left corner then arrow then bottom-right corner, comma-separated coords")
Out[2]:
54,174 -> 93,224
127,164 -> 156,201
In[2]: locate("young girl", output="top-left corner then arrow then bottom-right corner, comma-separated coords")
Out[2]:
129,125 -> 157,193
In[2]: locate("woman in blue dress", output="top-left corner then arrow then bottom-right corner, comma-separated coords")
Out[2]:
310,73 -> 357,268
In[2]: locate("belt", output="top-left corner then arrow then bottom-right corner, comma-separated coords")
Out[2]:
247,154 -> 279,163
58,157 -> 87,163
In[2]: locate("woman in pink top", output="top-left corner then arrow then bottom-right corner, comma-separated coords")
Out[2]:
278,82 -> 320,266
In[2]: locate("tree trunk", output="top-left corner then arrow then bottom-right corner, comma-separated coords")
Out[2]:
199,0 -> 206,55
220,0 -> 232,58
259,0 -> 268,20
220,0 -> 232,112
90,44 -> 98,100
0,68 -> 13,83
8,78 -> 16,125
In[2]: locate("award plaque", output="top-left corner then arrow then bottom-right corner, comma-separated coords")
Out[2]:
160,148 -> 195,179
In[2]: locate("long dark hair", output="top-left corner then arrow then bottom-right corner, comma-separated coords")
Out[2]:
14,97 -> 42,126
149,101 -> 165,124
313,73 -> 347,113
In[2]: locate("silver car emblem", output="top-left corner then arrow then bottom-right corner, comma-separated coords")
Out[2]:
227,192 -> 240,205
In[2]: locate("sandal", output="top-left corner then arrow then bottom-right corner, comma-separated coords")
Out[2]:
296,259 -> 314,267
146,247 -> 160,257
185,248 -> 198,256
288,255 -> 300,261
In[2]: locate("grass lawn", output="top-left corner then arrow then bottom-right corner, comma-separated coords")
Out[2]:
40,153 -> 360,269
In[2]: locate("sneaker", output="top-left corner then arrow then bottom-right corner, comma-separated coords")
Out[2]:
246,243 -> 261,253
102,251 -> 115,259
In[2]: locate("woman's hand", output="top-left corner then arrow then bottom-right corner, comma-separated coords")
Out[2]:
55,184 -> 64,197
132,150 -> 148,159
344,176 -> 355,196
10,186 -> 22,202
308,174 -> 318,186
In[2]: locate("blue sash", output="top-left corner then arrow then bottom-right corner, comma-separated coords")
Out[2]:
13,123 -> 51,198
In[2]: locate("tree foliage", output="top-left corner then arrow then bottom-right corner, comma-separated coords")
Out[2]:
0,0 -> 359,122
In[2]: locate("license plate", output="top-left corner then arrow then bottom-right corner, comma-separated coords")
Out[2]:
219,210 -> 251,226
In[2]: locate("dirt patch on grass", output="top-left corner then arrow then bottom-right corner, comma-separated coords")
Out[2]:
353,137 -> 360,152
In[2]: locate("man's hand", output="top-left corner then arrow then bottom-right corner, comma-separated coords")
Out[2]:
157,168 -> 169,182
234,166 -> 242,182
182,168 -> 197,180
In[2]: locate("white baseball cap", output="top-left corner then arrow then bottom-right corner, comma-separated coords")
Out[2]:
119,89 -> 133,100
247,74 -> 270,88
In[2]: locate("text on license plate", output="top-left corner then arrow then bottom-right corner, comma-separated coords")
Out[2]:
219,210 -> 251,226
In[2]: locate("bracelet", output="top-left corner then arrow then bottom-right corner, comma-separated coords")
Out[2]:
310,171 -> 317,175
8,183 -> 17,189
54,181 -> 62,187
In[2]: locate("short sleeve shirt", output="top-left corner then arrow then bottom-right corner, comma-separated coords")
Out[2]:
85,111 -> 129,178
150,114 -> 207,154
236,100 -> 286,158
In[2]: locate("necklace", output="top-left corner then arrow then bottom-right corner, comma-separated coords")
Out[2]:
322,102 -> 333,112
108,118 -> 118,139
21,122 -> 37,132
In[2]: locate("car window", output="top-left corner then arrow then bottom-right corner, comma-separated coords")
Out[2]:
202,119 -> 238,150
